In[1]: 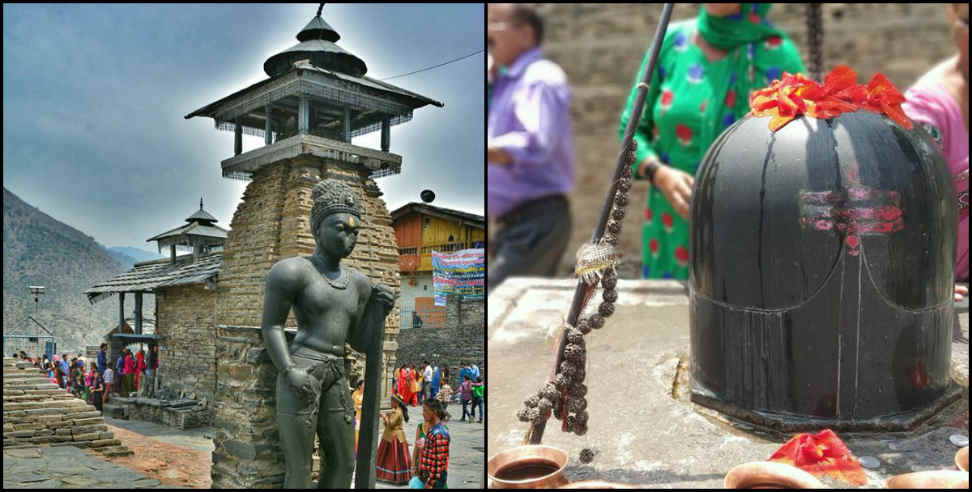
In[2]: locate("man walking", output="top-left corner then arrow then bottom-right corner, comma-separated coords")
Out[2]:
422,361 -> 434,404
487,3 -> 575,291
97,343 -> 107,375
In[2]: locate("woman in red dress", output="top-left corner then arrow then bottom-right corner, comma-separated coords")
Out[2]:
375,395 -> 412,484
397,363 -> 412,405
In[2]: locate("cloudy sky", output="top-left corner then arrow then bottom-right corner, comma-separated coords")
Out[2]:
3,3 -> 484,252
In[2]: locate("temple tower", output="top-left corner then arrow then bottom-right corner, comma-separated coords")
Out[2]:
185,8 -> 441,487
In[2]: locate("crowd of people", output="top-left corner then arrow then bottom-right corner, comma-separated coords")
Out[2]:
366,360 -> 483,488
13,342 -> 161,415
487,3 -> 968,297
392,360 -> 485,423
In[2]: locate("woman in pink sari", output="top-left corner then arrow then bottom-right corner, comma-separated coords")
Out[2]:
902,4 -> 969,302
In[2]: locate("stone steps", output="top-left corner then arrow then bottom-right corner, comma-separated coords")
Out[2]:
2,357 -> 132,456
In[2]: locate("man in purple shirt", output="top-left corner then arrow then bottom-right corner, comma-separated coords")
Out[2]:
487,4 -> 575,292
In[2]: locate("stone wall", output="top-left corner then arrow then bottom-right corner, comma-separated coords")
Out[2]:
445,294 -> 484,332
395,296 -> 485,392
210,156 -> 403,488
155,282 -> 218,405
515,4 -> 957,275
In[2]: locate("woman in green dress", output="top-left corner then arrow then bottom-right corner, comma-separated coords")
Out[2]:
619,4 -> 805,279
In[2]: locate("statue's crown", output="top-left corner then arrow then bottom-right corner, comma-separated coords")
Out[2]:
311,179 -> 362,232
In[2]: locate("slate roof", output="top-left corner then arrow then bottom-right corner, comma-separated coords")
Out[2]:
184,63 -> 442,122
185,207 -> 218,224
146,221 -> 228,242
85,253 -> 222,304
390,202 -> 484,228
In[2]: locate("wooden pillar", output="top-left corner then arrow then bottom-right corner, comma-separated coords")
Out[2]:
380,117 -> 390,152
343,107 -> 352,143
170,244 -> 176,264
265,105 -> 273,145
118,292 -> 126,333
299,97 -> 309,135
234,122 -> 243,155
135,292 -> 143,335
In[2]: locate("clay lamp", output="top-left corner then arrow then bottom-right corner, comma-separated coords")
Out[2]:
724,461 -> 827,489
886,470 -> 969,489
487,445 -> 569,489
956,446 -> 968,472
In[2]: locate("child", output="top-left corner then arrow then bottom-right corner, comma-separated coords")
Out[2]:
103,365 -> 115,404
436,381 -> 453,405
471,376 -> 484,424
459,375 -> 473,422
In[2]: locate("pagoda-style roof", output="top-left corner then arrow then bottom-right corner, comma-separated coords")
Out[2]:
185,62 -> 442,133
298,15 -> 340,42
265,13 -> 366,78
147,199 -> 227,249
185,10 -> 442,142
85,253 -> 222,304
147,221 -> 228,244
185,206 -> 218,224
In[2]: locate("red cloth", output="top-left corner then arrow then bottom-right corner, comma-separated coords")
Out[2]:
124,354 -> 135,375
769,429 -> 866,486
397,369 -> 413,405
375,437 -> 412,484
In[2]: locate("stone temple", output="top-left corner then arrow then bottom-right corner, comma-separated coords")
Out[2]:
86,7 -> 441,488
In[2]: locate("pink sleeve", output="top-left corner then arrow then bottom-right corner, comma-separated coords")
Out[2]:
901,87 -> 948,155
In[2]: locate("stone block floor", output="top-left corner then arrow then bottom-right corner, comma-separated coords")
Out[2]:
5,405 -> 482,489
488,278 -> 970,488
3,445 -> 174,489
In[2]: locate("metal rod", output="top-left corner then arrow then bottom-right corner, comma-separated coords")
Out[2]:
527,2 -> 675,445
806,4 -> 823,82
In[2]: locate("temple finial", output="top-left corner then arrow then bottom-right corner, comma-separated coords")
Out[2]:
200,197 -> 204,209
317,3 -> 324,17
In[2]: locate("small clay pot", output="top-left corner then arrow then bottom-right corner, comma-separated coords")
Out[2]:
558,480 -> 635,488
487,445 -> 569,489
886,470 -> 969,489
956,446 -> 968,472
724,461 -> 827,489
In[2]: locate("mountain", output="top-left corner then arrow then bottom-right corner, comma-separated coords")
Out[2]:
108,246 -> 164,271
3,187 -> 155,356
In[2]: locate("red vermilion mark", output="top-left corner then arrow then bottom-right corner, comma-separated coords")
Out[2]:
799,185 -> 904,256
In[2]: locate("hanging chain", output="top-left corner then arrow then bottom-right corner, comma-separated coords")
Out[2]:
806,4 -> 824,82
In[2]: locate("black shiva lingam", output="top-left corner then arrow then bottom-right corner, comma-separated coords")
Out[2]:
688,66 -> 962,432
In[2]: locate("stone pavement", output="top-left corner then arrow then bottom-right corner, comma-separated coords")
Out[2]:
2,445 -> 174,489
488,277 -> 970,488
103,416 -> 217,454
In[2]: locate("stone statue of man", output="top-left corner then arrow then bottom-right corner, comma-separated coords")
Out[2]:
261,178 -> 396,488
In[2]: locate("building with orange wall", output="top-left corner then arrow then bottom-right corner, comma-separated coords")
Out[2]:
391,203 -> 484,330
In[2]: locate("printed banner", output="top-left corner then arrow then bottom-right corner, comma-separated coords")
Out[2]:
432,248 -> 485,306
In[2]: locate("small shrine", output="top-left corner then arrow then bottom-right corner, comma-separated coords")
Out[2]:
146,198 -> 228,263
86,197 -> 226,410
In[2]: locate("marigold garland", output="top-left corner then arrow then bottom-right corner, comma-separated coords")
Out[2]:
749,65 -> 913,131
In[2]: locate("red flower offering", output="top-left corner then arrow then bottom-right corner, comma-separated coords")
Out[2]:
768,429 -> 867,486
749,65 -> 913,132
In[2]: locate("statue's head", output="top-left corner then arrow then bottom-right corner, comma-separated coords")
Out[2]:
310,179 -> 362,259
